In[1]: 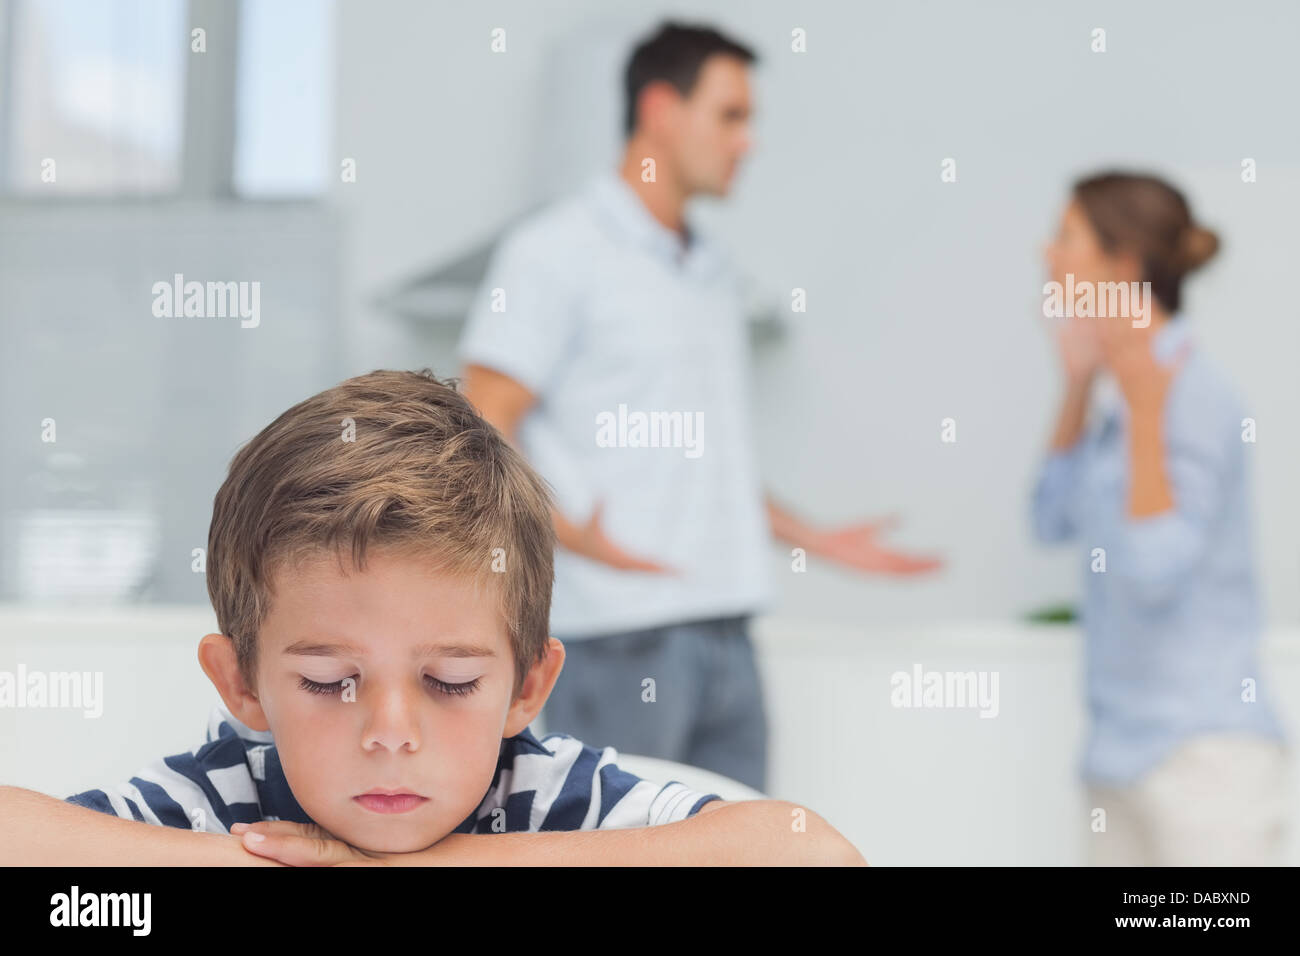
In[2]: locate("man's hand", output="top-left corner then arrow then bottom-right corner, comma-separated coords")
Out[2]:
233,821 -> 392,867
461,363 -> 675,576
768,498 -> 942,575
560,501 -> 678,574
808,515 -> 944,575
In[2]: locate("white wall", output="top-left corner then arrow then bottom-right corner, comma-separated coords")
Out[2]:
329,0 -> 1300,630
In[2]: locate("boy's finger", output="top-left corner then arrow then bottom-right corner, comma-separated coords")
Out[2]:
231,820 -> 315,837
241,829 -> 347,866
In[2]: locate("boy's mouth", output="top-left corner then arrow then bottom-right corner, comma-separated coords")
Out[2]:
354,789 -> 428,814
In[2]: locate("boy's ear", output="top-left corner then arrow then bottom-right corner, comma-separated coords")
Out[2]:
198,633 -> 271,732
503,637 -> 565,738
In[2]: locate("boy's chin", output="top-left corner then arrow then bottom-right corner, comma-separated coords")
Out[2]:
333,817 -> 455,855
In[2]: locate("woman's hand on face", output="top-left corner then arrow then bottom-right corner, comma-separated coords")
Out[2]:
1094,315 -> 1179,414
1054,314 -> 1103,387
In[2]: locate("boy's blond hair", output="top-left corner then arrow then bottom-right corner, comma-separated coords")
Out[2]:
206,369 -> 555,697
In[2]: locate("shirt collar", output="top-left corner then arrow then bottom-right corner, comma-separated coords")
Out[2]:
207,705 -> 313,823
211,702 -> 273,744
253,745 -> 314,823
589,169 -> 716,272
1152,316 -> 1191,364
453,726 -> 552,834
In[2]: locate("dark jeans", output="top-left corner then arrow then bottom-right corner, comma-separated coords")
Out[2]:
542,615 -> 768,792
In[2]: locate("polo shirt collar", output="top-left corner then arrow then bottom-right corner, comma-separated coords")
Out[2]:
210,705 -> 313,823
590,169 -> 717,273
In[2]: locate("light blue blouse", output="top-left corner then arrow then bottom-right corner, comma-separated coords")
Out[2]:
1032,318 -> 1285,786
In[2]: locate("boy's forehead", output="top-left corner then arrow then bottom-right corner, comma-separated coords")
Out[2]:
263,545 -> 511,651
281,637 -> 499,659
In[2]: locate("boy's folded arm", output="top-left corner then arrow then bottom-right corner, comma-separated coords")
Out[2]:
0,785 -> 287,867
400,799 -> 867,866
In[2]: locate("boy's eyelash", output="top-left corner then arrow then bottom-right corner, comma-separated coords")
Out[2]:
296,675 -> 481,697
424,675 -> 481,697
298,675 -> 352,695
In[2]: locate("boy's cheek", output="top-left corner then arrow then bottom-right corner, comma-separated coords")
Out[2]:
284,738 -> 487,836
273,707 -> 508,845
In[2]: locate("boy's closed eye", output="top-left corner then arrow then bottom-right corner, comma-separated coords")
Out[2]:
296,675 -> 482,697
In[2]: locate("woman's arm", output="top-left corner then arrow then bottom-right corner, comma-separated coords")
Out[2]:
1031,318 -> 1101,544
1126,395 -> 1176,518
1031,380 -> 1091,545
1109,349 -> 1231,607
1050,378 -> 1092,452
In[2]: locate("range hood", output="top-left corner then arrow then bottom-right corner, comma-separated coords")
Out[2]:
373,222 -> 785,345
371,16 -> 784,345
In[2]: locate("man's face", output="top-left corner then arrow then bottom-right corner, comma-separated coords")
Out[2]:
251,548 -> 517,853
667,54 -> 754,196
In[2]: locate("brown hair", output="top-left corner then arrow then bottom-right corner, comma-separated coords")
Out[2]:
1073,171 -> 1220,314
624,21 -> 757,136
206,369 -> 555,698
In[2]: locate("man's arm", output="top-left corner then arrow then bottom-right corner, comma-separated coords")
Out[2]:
461,363 -> 673,573
459,363 -> 537,445
0,785 -> 287,866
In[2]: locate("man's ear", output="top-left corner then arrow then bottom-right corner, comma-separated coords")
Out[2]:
198,633 -> 270,732
637,79 -> 681,139
503,637 -> 565,738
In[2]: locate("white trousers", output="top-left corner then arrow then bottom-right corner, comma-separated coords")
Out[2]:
1086,733 -> 1290,866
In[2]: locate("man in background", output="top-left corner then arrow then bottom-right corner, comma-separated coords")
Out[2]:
459,21 -> 939,792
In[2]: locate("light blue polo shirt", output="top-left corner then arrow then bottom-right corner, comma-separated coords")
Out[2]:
458,170 -> 772,637
1031,318 -> 1286,785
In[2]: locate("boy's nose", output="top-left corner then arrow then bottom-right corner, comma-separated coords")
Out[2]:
361,691 -> 422,753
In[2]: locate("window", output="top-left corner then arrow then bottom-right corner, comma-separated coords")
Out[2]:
2,0 -> 187,193
0,0 -> 335,197
233,0 -> 333,197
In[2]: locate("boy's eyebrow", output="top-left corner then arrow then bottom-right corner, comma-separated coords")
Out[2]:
282,641 -> 497,658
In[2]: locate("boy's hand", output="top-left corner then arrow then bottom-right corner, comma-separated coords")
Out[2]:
232,820 -> 393,867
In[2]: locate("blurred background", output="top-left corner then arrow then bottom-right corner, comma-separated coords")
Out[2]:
2,0 -> 1298,864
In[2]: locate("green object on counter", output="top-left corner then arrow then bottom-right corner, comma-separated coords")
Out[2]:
1024,603 -> 1077,623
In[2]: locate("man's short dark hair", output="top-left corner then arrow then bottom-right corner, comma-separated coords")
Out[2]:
623,21 -> 757,137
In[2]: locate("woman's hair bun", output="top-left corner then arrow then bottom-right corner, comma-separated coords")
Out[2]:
1179,225 -> 1219,272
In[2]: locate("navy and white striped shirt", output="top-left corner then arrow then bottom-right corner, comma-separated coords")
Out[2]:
64,704 -> 722,833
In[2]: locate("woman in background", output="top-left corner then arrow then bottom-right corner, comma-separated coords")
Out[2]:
1033,171 -> 1289,865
